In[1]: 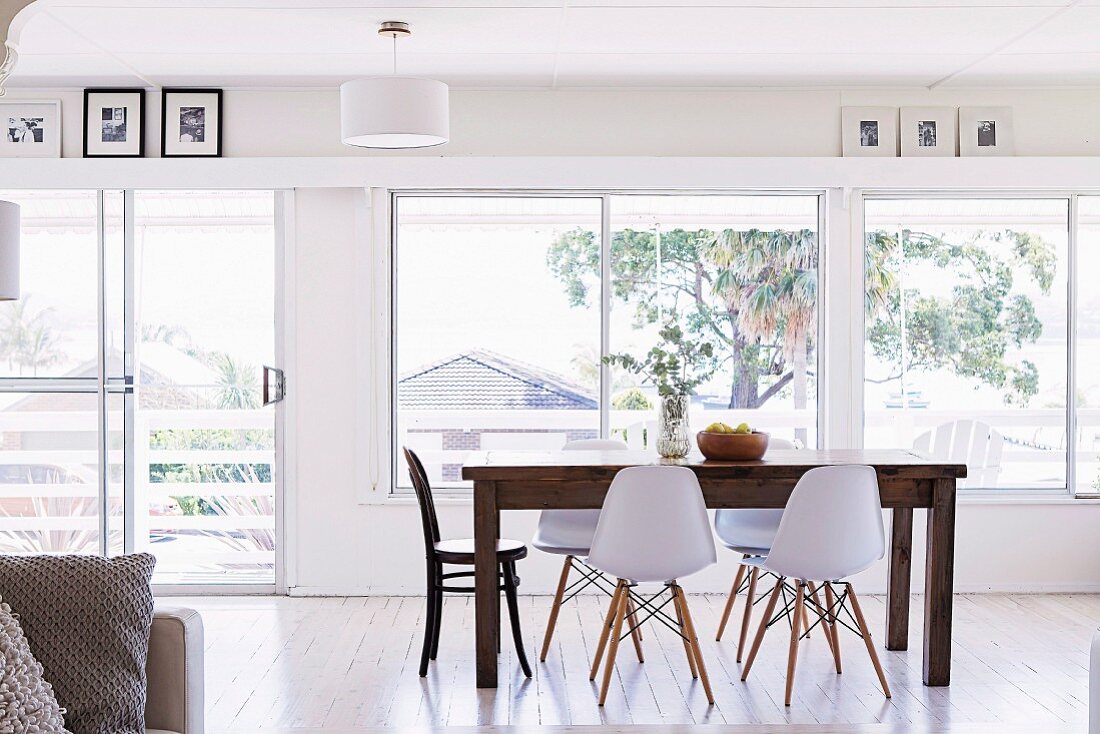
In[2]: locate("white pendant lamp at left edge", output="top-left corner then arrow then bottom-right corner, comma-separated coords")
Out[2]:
0,200 -> 19,301
340,21 -> 449,149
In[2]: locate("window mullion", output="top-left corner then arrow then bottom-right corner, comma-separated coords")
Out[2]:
600,194 -> 611,439
1068,194 -> 1079,496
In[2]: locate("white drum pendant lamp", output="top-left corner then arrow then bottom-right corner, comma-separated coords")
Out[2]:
340,21 -> 449,149
0,200 -> 19,301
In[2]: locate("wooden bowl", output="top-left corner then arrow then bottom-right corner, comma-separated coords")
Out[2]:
696,430 -> 770,461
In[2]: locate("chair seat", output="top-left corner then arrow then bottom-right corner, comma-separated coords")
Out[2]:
532,536 -> 591,556
433,537 -> 528,564
719,540 -> 770,557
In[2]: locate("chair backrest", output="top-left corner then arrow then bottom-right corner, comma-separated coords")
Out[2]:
533,438 -> 629,551
563,438 -> 630,451
587,466 -> 716,583
913,420 -> 1003,489
763,465 -> 884,582
713,437 -> 797,550
402,447 -> 440,555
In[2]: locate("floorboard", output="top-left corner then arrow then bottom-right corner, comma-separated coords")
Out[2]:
168,592 -> 1099,733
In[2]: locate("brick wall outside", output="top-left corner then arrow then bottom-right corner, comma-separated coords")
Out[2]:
410,427 -> 599,482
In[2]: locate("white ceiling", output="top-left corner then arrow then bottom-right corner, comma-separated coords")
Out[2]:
8,0 -> 1100,89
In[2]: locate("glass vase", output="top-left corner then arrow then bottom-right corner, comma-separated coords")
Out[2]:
656,394 -> 691,459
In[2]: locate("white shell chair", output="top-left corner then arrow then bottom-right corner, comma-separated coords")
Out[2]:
739,465 -> 891,706
535,438 -> 638,663
714,437 -> 797,661
586,466 -> 717,705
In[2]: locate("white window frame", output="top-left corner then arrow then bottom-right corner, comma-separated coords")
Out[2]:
383,189 -> 829,497
859,190 -> 1077,497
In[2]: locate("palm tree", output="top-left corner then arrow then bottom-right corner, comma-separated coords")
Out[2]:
0,296 -> 67,375
19,323 -> 64,376
703,229 -> 818,419
214,353 -> 259,410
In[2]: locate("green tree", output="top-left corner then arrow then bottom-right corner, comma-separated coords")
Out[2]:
612,387 -> 653,411
547,227 -> 818,410
864,228 -> 1053,406
547,222 -> 1053,418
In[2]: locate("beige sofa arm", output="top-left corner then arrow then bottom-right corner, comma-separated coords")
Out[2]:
146,606 -> 204,734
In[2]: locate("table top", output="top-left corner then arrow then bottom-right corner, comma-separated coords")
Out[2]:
461,448 -> 968,481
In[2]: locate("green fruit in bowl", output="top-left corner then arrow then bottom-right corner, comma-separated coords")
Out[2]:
734,422 -> 752,434
705,421 -> 732,434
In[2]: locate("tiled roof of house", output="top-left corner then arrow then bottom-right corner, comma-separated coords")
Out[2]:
398,350 -> 597,410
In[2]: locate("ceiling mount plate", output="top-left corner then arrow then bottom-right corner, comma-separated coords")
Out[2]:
378,21 -> 411,38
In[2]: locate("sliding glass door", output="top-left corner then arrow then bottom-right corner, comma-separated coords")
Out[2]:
0,189 -> 280,586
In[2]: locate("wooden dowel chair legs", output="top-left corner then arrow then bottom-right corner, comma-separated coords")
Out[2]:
847,583 -> 892,698
740,578 -> 891,704
590,580 -> 625,681
824,581 -> 842,673
716,563 -> 746,641
591,580 -> 713,706
673,583 -> 714,704
784,581 -> 806,706
541,554 -> 573,662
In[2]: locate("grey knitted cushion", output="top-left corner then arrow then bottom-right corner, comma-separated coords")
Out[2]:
0,554 -> 156,734
0,595 -> 69,733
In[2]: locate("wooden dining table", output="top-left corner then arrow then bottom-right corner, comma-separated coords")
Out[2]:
462,448 -> 966,689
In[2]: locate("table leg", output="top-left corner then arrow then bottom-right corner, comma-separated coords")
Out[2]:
923,478 -> 956,686
886,506 -> 913,650
474,480 -> 500,688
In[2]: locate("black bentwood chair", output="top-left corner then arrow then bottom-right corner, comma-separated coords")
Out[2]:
403,447 -> 532,678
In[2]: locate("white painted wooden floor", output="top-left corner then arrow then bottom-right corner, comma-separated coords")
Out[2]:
175,593 -> 1098,732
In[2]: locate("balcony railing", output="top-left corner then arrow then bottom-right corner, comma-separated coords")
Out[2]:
0,408 -> 275,583
399,406 -> 1092,492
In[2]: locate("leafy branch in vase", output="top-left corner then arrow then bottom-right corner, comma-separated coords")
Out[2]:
603,318 -> 718,397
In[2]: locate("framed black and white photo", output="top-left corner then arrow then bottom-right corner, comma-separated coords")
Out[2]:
959,106 -> 1014,156
0,100 -> 61,158
83,88 -> 145,158
161,88 -> 222,157
841,107 -> 897,157
900,107 -> 957,157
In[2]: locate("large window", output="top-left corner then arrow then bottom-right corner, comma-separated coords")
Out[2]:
0,189 -> 279,585
863,198 -> 1069,491
394,196 -> 602,489
393,193 -> 822,489
607,195 -> 820,448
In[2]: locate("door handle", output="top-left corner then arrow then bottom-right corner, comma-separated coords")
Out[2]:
262,365 -> 286,406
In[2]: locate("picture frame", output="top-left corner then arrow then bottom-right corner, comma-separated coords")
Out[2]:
0,99 -> 61,158
83,88 -> 145,158
841,107 -> 897,157
161,88 -> 222,158
958,106 -> 1014,156
900,107 -> 957,157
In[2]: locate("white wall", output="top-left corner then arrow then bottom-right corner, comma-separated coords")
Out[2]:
6,84 -> 1100,594
5,86 -> 1100,158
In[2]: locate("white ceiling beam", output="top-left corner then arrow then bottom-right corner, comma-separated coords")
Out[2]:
40,4 -> 160,87
928,0 -> 1086,89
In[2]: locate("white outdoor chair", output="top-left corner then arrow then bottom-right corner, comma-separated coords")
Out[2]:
586,465 -> 717,705
913,419 -> 1003,489
621,420 -> 657,450
740,465 -> 891,706
714,437 -> 799,661
535,438 -> 641,663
